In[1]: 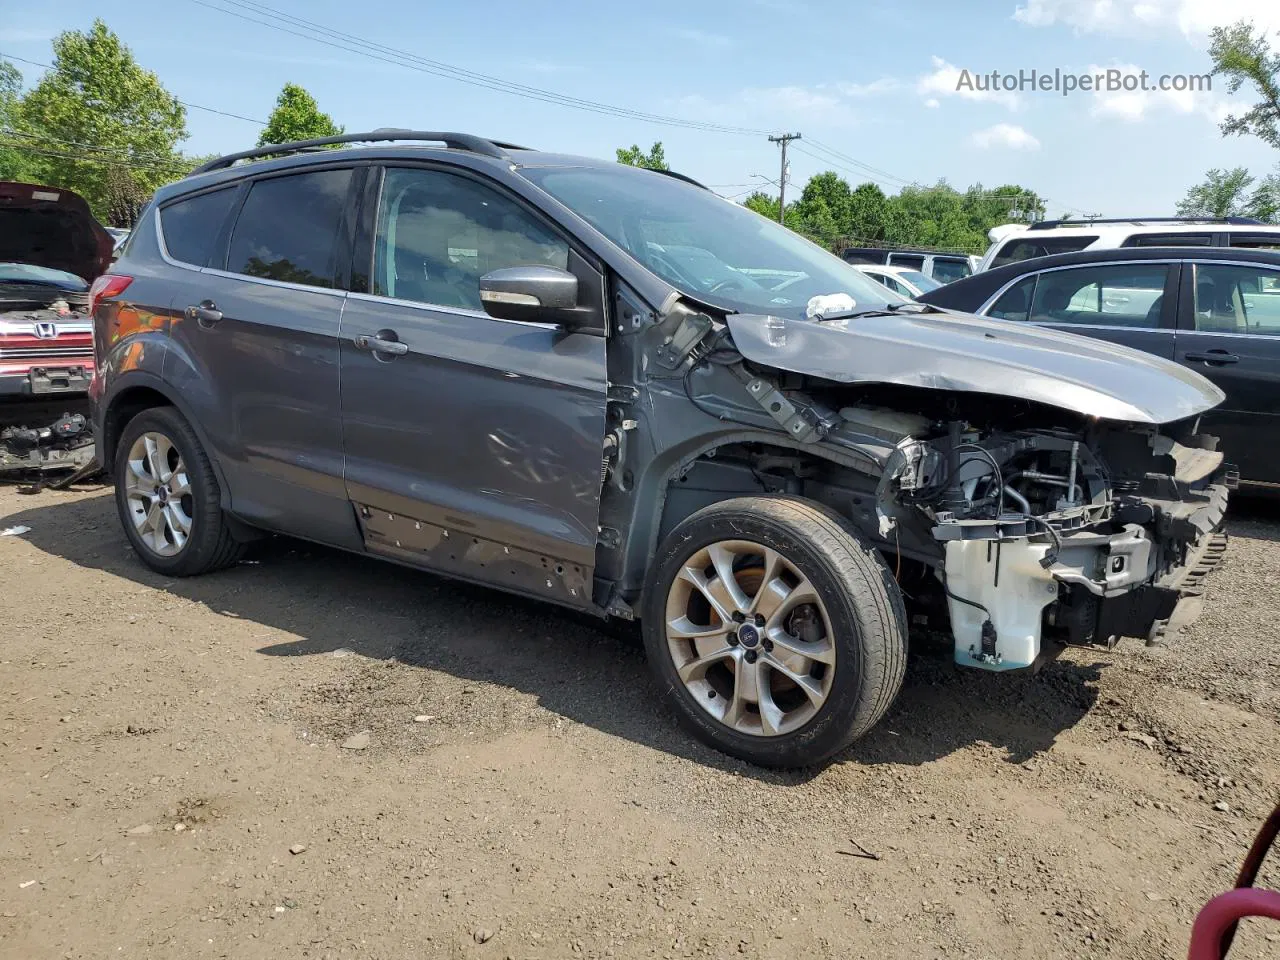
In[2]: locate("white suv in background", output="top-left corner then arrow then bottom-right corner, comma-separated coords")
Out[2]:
977,217 -> 1280,272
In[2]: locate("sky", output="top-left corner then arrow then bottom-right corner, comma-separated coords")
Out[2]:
4,0 -> 1280,217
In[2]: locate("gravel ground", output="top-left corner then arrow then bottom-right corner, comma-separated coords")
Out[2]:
0,484 -> 1276,960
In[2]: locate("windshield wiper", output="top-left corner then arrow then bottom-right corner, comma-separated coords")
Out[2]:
817,301 -> 946,321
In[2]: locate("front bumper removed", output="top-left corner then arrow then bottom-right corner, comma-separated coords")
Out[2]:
937,479 -> 1231,671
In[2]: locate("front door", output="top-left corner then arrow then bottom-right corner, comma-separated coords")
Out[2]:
339,165 -> 608,606
1175,260 -> 1280,487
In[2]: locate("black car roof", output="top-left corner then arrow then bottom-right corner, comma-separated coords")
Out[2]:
917,245 -> 1280,309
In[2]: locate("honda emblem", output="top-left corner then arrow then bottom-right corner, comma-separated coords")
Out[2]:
34,322 -> 57,339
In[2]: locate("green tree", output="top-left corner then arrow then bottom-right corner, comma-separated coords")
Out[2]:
257,82 -> 342,147
616,141 -> 668,170
1209,20 -> 1280,149
1248,166 -> 1280,221
19,20 -> 187,221
0,58 -> 35,181
1176,166 -> 1257,217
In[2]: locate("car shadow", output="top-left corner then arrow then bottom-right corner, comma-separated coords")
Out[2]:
2,490 -> 1108,781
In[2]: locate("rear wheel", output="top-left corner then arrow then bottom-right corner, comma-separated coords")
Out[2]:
642,497 -> 907,768
113,406 -> 245,576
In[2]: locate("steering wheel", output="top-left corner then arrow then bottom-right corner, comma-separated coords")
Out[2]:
708,277 -> 747,296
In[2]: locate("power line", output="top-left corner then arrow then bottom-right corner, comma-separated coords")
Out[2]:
0,139 -> 194,173
185,0 -> 768,136
0,52 -> 267,125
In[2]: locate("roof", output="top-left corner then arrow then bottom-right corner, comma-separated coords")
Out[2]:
918,245 -> 1280,310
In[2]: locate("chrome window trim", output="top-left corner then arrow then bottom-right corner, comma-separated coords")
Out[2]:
345,290 -> 558,329
200,266 -> 348,299
976,258 -> 1181,315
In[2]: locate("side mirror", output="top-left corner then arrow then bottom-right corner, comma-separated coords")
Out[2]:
479,265 -> 587,328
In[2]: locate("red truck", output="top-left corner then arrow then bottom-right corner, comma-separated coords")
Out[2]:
0,181 -> 112,478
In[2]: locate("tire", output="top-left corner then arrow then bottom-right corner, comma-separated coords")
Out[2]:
113,406 -> 245,576
641,496 -> 907,768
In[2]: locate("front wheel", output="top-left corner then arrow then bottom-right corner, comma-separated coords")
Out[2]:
642,497 -> 907,768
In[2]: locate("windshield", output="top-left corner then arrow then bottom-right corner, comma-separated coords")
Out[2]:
898,269 -> 942,292
519,164 -> 902,319
0,262 -> 87,290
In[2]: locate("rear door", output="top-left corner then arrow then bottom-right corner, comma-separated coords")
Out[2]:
1175,260 -> 1280,487
984,261 -> 1179,358
164,165 -> 361,547
338,164 -> 608,606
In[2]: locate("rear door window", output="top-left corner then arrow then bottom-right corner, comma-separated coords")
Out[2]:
1123,232 -> 1212,247
226,169 -> 353,288
1192,262 -> 1280,333
990,235 -> 1098,268
1028,264 -> 1170,327
887,253 -> 925,270
160,187 -> 238,267
1224,232 -> 1280,252
930,257 -> 970,283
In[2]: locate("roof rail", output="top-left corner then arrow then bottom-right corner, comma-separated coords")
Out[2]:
190,130 -> 517,175
1027,216 -> 1265,231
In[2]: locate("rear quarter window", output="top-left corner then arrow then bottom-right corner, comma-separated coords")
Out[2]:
159,187 -> 239,267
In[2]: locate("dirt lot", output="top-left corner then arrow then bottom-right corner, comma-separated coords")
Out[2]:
1,484 -> 1277,960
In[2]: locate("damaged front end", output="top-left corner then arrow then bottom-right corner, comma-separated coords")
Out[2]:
884,421 -> 1232,670
700,308 -> 1236,672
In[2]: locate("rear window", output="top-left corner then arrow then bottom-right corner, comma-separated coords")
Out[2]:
991,235 -> 1098,268
226,169 -> 352,288
159,188 -> 238,267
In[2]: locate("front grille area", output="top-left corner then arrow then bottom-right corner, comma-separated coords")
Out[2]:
0,345 -> 94,359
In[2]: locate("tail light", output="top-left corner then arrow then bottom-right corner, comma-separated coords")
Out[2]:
88,274 -> 133,315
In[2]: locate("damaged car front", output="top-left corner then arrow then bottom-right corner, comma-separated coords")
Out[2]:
522,161 -> 1232,696
0,181 -> 112,479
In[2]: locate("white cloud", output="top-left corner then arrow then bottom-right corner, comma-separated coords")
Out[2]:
1013,0 -> 1280,41
674,85 -> 865,128
917,56 -> 1019,109
835,77 -> 900,98
924,97 -> 941,108
668,28 -> 733,48
971,123 -> 1042,150
1086,61 -> 1228,122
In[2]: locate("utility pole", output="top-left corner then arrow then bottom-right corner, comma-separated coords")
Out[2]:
768,132 -> 801,224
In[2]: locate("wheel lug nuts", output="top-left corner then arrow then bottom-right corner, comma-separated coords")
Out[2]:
731,611 -> 745,623
727,634 -> 739,646
754,614 -> 765,626
744,650 -> 758,664
762,639 -> 773,652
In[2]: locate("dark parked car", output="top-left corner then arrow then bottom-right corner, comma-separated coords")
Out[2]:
92,132 -> 1232,767
918,246 -> 1280,493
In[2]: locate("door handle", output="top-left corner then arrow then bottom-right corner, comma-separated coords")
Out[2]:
353,334 -> 409,357
184,300 -> 222,327
1184,350 -> 1239,365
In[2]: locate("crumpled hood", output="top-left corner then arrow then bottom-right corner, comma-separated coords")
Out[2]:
0,181 -> 114,283
726,309 -> 1225,425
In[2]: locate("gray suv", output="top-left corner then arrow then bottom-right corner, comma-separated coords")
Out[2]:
91,131 -> 1233,768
